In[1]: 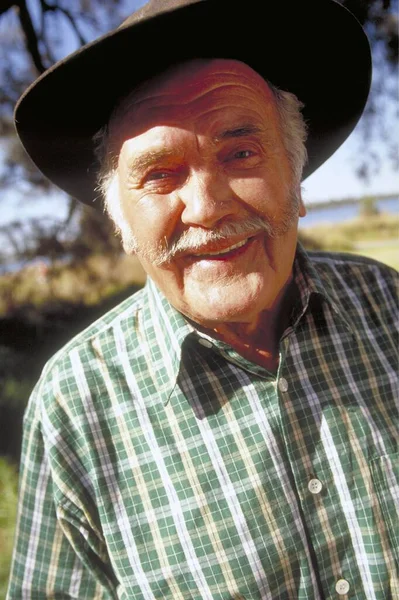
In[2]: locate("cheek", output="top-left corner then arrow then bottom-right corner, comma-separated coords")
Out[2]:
230,175 -> 282,210
120,187 -> 180,246
116,157 -> 178,243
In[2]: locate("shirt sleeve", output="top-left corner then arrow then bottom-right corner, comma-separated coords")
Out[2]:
6,375 -> 118,599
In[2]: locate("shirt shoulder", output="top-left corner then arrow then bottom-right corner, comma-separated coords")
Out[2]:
29,286 -> 148,415
306,250 -> 398,324
308,249 -> 398,276
307,249 -> 397,287
62,286 -> 148,353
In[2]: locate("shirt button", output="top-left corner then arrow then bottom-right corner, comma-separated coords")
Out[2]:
198,338 -> 213,348
308,478 -> 323,494
335,579 -> 350,595
278,377 -> 289,392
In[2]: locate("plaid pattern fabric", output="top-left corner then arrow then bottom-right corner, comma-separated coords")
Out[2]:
7,246 -> 398,600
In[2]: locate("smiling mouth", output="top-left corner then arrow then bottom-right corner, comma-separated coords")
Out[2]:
192,237 -> 254,260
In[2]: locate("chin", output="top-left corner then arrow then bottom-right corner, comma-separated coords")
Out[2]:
183,285 -> 267,327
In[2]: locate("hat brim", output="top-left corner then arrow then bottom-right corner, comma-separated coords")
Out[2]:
14,0 -> 371,207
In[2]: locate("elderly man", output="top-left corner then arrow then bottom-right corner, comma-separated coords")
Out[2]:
7,1 -> 398,599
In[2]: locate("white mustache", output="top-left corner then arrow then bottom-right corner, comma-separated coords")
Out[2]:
152,216 -> 276,265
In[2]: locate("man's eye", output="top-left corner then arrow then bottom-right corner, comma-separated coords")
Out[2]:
233,150 -> 254,160
146,171 -> 169,181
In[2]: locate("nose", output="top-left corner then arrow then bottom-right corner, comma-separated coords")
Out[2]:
179,169 -> 239,228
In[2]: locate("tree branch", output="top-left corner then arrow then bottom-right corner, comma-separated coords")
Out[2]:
15,0 -> 47,74
40,0 -> 87,46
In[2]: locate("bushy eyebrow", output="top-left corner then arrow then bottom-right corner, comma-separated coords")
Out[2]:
127,124 -> 263,175
213,124 -> 263,142
128,149 -> 175,175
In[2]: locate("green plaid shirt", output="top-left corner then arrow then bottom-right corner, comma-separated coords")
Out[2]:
7,246 -> 398,600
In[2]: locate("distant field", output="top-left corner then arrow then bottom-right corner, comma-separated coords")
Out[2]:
300,213 -> 399,271
350,241 -> 399,271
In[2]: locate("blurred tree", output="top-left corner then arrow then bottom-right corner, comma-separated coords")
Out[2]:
339,0 -> 398,179
0,0 -> 397,266
0,0 -> 135,265
359,194 -> 381,216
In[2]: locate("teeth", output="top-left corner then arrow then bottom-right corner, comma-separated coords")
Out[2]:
196,238 -> 248,257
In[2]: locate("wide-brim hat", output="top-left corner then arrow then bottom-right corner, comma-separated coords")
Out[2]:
14,0 -> 371,208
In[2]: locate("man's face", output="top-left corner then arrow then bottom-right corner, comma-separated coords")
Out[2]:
108,59 -> 305,329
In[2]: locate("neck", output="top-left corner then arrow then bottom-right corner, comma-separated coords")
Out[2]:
213,314 -> 282,373
201,278 -> 296,373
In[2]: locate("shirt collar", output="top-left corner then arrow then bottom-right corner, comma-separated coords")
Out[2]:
142,244 -> 355,405
293,243 -> 356,335
142,278 -> 195,405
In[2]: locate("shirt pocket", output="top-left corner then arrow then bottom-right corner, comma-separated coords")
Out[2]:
369,453 -> 399,563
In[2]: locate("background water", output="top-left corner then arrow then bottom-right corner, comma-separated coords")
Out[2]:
301,196 -> 399,227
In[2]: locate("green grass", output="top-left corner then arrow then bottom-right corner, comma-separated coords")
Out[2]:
301,213 -> 399,242
300,213 -> 399,270
348,242 -> 399,271
0,458 -> 18,598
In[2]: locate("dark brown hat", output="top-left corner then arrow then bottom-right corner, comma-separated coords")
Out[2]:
14,0 -> 371,207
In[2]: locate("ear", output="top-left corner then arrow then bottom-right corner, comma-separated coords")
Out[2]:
298,185 -> 306,218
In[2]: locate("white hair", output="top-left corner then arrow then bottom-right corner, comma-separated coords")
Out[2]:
271,85 -> 308,187
93,78 -> 308,238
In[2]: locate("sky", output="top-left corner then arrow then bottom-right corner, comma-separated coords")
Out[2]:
302,130 -> 398,204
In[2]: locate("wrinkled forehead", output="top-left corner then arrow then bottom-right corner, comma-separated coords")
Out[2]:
107,58 -> 275,138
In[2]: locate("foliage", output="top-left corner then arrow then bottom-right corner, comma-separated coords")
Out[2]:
348,241 -> 399,270
0,0 -> 133,266
0,253 -> 146,314
303,230 -> 356,252
0,457 -> 18,599
302,211 -> 399,240
0,255 -> 146,465
301,213 -> 399,269
359,195 -> 381,217
339,0 -> 399,179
